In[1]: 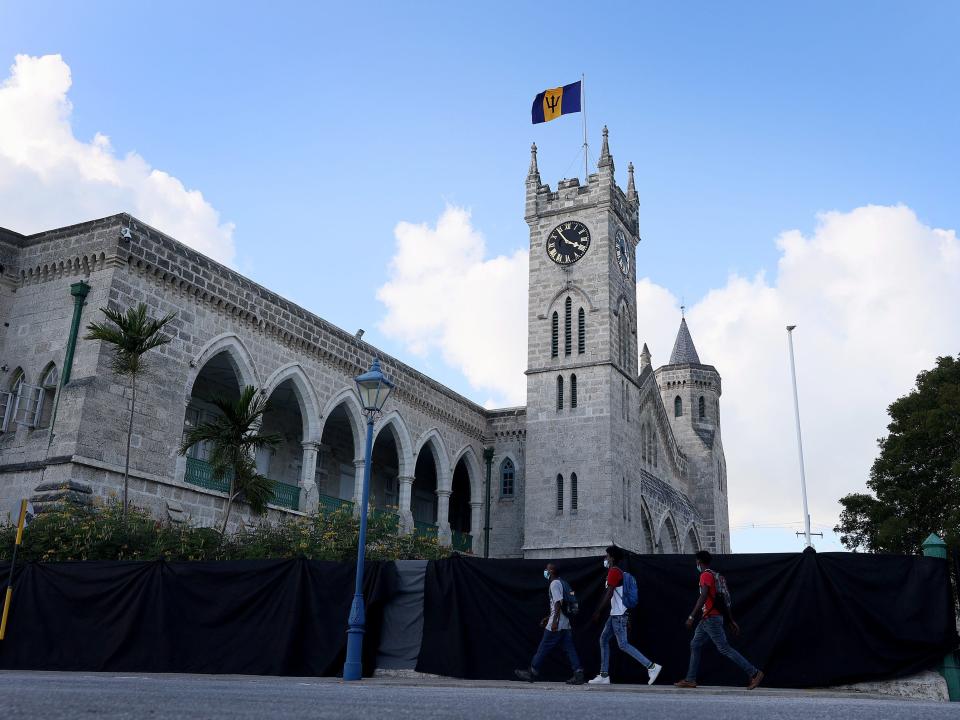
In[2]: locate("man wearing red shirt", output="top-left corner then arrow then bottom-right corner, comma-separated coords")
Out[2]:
674,550 -> 763,689
587,545 -> 661,685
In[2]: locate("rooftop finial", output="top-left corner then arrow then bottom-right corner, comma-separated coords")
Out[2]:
598,125 -> 613,169
528,142 -> 540,182
627,161 -> 637,202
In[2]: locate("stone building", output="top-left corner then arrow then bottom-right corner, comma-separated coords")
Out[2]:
0,128 -> 730,557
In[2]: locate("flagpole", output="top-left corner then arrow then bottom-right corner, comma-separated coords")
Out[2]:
581,73 -> 589,180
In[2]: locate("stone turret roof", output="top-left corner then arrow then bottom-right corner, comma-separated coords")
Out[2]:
669,318 -> 701,365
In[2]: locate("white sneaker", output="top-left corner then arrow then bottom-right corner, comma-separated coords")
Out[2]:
647,663 -> 662,685
588,674 -> 610,685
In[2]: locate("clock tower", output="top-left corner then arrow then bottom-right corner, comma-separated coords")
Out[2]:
523,127 -> 641,558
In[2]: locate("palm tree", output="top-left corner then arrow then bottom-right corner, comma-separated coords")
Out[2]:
178,385 -> 280,534
85,303 -> 175,526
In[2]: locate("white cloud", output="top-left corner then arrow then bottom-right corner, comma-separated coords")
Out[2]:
380,203 -> 960,543
0,54 -> 234,264
376,206 -> 528,407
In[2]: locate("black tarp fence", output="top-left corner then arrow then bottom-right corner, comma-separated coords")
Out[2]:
417,550 -> 960,688
0,558 -> 397,676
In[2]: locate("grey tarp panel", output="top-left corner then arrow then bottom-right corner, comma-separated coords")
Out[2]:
375,560 -> 427,669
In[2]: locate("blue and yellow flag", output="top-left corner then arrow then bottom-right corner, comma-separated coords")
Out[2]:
532,81 -> 582,124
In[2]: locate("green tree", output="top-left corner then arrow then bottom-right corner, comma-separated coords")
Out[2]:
836,355 -> 960,553
178,386 -> 281,534
85,303 -> 175,525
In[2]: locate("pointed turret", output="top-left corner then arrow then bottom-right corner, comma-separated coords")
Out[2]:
669,317 -> 701,365
597,125 -> 614,171
640,342 -> 651,372
527,142 -> 540,184
626,162 -> 637,203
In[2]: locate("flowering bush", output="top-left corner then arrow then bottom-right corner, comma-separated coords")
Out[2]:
0,501 -> 452,562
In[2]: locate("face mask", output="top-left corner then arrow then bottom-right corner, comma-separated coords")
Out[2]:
695,564 -> 702,574
543,570 -> 551,580
603,559 -> 610,569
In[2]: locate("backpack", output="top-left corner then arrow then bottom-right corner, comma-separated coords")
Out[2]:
707,570 -> 733,616
558,578 -> 580,617
620,571 -> 639,609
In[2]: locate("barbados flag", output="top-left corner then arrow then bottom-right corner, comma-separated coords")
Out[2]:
532,81 -> 582,124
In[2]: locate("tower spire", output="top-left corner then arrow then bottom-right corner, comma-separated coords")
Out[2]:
627,162 -> 637,203
598,125 -> 613,170
640,342 -> 652,372
669,317 -> 701,365
527,142 -> 540,183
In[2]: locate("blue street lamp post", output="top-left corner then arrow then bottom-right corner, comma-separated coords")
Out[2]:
343,358 -> 394,681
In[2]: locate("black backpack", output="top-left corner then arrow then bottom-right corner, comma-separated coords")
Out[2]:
558,578 -> 580,617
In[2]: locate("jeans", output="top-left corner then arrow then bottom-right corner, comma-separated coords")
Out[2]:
686,616 -> 758,681
600,614 -> 652,673
531,628 -> 582,674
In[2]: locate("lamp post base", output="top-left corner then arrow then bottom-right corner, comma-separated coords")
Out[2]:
343,593 -> 366,681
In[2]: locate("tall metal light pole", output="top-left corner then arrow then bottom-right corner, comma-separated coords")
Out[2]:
343,358 -> 394,681
482,447 -> 494,558
786,326 -> 813,548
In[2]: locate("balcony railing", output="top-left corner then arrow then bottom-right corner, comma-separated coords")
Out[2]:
414,521 -> 438,539
184,457 -> 231,493
452,531 -> 473,553
270,480 -> 300,511
319,494 -> 354,515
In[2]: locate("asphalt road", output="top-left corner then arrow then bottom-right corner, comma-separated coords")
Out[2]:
1,672 -> 954,720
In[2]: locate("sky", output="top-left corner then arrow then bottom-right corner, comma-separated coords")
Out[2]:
2,1 -> 959,553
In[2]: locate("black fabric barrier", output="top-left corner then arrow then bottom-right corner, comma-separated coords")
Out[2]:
0,558 -> 397,676
417,551 -> 959,687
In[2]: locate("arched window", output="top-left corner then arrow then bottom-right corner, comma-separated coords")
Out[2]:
556,375 -> 564,410
570,472 -> 578,512
551,312 -> 559,359
620,313 -> 628,368
577,308 -> 585,354
570,374 -> 577,408
674,396 -> 683,417
653,438 -> 658,468
37,364 -> 59,428
556,474 -> 564,513
698,396 -> 705,419
564,297 -> 572,356
641,424 -> 647,462
0,369 -> 25,432
500,458 -> 515,497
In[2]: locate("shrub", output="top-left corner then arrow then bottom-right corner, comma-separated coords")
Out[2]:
0,501 -> 453,562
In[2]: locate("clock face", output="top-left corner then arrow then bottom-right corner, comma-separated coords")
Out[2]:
615,229 -> 630,276
546,220 -> 591,265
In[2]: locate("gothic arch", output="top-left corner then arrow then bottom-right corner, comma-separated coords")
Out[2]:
543,282 -> 597,316
656,513 -> 681,554
452,444 -> 483,504
262,363 -> 322,442
319,386 -> 365,458
640,500 -> 656,554
414,427 -> 452,491
188,333 -> 259,393
682,524 -> 701,554
373,410 -> 414,477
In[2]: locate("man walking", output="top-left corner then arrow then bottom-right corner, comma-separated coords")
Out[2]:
588,545 -> 662,685
674,550 -> 764,689
515,563 -> 585,684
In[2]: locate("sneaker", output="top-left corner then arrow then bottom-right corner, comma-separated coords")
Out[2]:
747,670 -> 764,690
514,668 -> 536,683
566,670 -> 585,685
673,679 -> 697,688
647,663 -> 662,685
588,674 -> 610,685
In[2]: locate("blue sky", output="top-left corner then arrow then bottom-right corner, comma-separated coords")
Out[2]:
3,1 -> 958,552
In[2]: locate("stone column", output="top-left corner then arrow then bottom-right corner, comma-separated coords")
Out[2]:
300,441 -> 320,513
470,501 -> 484,556
398,476 -> 415,534
352,459 -> 366,515
174,394 -> 192,484
436,489 -> 452,546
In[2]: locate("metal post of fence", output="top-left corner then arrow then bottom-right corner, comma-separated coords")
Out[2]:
922,533 -> 960,701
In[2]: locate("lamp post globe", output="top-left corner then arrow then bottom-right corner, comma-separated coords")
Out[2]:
343,358 -> 395,681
